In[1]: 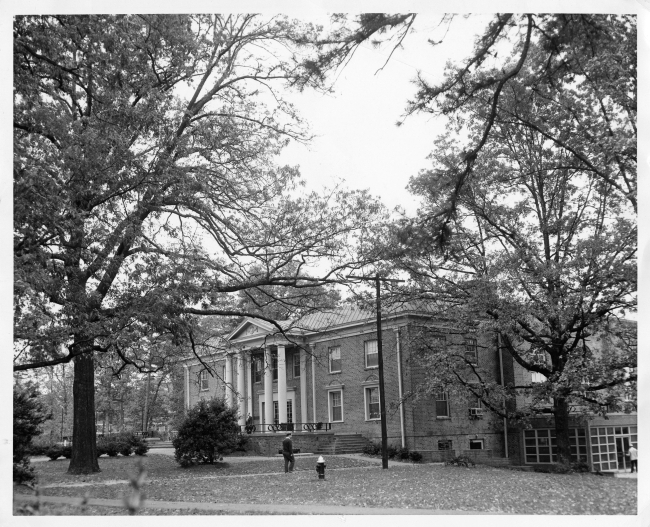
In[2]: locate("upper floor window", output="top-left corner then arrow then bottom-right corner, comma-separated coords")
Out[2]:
365,340 -> 378,369
435,390 -> 450,418
252,357 -> 262,383
465,338 -> 478,362
531,350 -> 548,383
272,351 -> 278,381
293,352 -> 301,378
199,369 -> 209,391
329,346 -> 341,373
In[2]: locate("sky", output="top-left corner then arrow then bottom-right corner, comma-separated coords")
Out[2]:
278,14 -> 496,216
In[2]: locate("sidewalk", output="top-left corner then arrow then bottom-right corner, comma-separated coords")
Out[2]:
13,493 -> 499,515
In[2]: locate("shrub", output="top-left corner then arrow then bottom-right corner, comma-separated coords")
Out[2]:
97,437 -> 119,457
363,441 -> 382,456
398,446 -> 410,460
13,384 -> 51,484
61,445 -> 72,459
45,446 -> 64,461
446,455 -> 476,467
134,442 -> 150,456
173,398 -> 239,467
119,443 -> 134,456
387,444 -> 398,459
235,433 -> 249,452
409,451 -> 423,463
14,459 -> 36,485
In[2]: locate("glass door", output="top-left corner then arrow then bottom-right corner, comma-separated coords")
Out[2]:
616,437 -> 630,471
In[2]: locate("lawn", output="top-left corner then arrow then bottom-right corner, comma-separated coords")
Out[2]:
15,454 -> 636,515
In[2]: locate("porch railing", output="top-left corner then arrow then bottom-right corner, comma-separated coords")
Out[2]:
241,422 -> 332,434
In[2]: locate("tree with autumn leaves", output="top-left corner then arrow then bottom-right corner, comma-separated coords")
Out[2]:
362,13 -> 636,465
13,15 -> 382,474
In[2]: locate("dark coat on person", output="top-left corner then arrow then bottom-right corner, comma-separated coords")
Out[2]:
282,436 -> 293,454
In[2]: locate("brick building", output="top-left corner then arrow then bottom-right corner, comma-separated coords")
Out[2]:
181,306 -> 636,471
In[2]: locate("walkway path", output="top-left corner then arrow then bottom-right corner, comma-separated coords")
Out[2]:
13,493 -> 498,515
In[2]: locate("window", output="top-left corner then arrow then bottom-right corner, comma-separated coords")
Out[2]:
525,428 -> 588,464
293,353 -> 300,378
467,386 -> 482,409
365,386 -> 380,420
469,439 -> 484,450
272,351 -> 278,381
530,350 -> 548,383
465,338 -> 478,362
272,400 -> 293,424
435,390 -> 450,418
199,370 -> 209,391
253,357 -> 262,383
438,440 -> 452,451
329,390 -> 343,422
365,340 -> 378,369
329,346 -> 341,373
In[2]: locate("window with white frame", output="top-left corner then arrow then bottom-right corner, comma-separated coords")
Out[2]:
530,350 -> 548,383
272,400 -> 293,424
525,428 -> 588,464
199,370 -> 209,391
329,346 -> 341,373
253,357 -> 262,383
465,338 -> 478,362
272,351 -> 278,380
435,390 -> 450,418
293,352 -> 300,378
329,390 -> 343,422
365,340 -> 378,369
365,386 -> 380,420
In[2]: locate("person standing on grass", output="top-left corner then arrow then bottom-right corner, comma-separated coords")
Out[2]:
282,432 -> 295,473
628,445 -> 638,473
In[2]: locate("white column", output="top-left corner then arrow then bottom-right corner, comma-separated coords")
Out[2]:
264,345 -> 274,430
225,354 -> 233,408
237,350 -> 246,426
300,348 -> 308,424
183,364 -> 190,411
245,353 -> 253,425
277,344 -> 287,424
311,345 -> 317,422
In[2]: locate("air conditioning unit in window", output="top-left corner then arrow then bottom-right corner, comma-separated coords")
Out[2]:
468,408 -> 483,419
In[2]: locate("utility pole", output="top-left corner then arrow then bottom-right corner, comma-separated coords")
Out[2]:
349,273 -> 404,469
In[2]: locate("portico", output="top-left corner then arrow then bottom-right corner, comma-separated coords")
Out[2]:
218,319 -> 312,433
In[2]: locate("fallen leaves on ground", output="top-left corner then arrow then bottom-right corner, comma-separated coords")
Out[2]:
18,455 -> 636,514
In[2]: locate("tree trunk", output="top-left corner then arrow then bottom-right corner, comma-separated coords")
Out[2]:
68,350 -> 100,474
554,397 -> 572,466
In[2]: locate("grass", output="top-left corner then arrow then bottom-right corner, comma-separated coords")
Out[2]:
15,454 -> 636,515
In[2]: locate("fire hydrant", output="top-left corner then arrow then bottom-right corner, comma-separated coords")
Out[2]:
316,455 -> 326,480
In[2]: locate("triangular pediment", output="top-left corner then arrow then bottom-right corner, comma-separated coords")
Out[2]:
227,318 -> 273,341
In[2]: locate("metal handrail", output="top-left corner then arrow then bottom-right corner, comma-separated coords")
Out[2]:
241,422 -> 332,434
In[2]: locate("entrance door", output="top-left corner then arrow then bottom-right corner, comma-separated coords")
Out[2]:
616,437 -> 630,471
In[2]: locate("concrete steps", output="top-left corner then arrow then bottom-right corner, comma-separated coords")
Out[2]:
148,441 -> 173,449
317,434 -> 369,455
